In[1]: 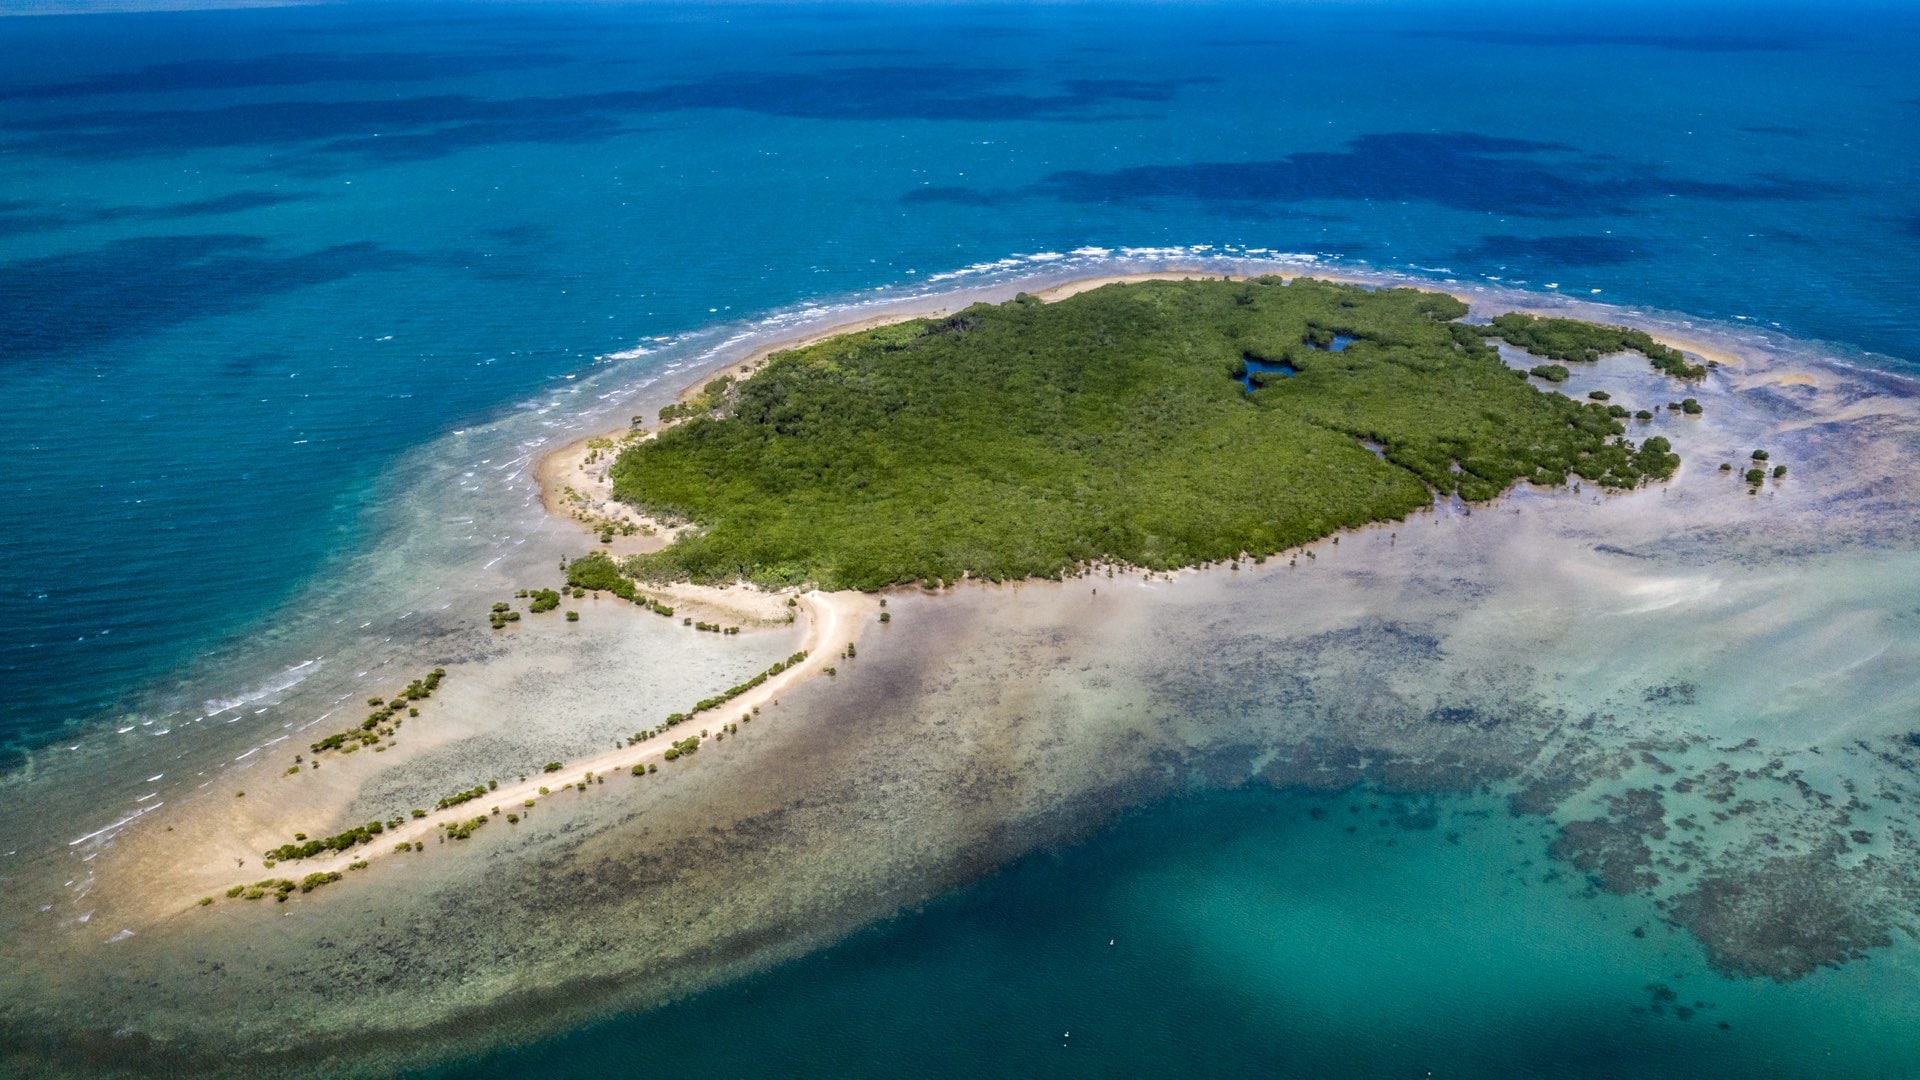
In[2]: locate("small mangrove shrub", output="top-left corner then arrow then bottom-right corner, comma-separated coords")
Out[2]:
265,820 -> 386,862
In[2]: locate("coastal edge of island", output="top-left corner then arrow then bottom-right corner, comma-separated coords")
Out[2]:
148,266 -> 1766,907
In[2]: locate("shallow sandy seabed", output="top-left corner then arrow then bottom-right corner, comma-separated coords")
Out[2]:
4,271 -> 1920,1075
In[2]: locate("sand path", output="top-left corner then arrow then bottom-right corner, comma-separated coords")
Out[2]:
281,588 -> 875,877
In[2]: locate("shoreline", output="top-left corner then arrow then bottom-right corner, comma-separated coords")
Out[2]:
253,587 -> 877,884
533,265 -> 1750,541
112,265 -> 1767,912
416,297 -> 1920,1041
527,264 -> 1754,611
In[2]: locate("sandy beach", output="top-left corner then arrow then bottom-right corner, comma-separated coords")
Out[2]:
243,587 -> 876,885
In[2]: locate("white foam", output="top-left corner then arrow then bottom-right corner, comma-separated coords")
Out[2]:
203,660 -> 319,717
67,800 -> 163,847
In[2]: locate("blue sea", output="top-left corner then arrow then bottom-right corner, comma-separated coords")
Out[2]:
3,1 -> 1919,1074
436,786 -> 1920,1079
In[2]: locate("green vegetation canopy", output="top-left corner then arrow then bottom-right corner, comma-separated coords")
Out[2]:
604,277 -> 1680,591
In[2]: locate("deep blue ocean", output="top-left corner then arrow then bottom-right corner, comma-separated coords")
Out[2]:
3,1 -> 1919,1073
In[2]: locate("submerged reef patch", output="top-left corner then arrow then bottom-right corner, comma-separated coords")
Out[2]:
1666,850 -> 1894,980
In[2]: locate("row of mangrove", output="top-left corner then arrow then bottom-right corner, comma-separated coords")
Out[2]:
304,667 -> 446,759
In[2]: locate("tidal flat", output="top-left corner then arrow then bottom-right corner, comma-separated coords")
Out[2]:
3,270 -> 1920,1076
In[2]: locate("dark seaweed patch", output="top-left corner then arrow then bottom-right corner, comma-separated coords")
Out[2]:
1643,682 -> 1698,706
0,190 -> 314,236
1665,851 -> 1892,981
1549,788 -> 1667,894
1425,704 -> 1494,727
1028,132 -> 1835,220
0,234 -> 418,361
2,68 -> 1209,167
1455,233 -> 1647,267
1400,29 -> 1808,52
0,50 -> 571,100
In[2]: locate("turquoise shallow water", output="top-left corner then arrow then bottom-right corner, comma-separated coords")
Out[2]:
4,1 -> 1920,1073
433,786 -> 1920,1079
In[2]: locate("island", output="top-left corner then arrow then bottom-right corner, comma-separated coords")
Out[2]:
585,276 -> 1683,594
191,275 -> 1705,907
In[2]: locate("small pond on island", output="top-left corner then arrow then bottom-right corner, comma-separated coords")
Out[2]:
1237,335 -> 1352,391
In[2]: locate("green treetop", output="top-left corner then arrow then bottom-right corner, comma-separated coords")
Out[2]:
602,277 -> 1683,591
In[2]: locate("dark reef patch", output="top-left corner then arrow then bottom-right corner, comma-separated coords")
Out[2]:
1550,788 -> 1668,894
483,222 -> 551,244
1455,233 -> 1647,267
136,191 -> 315,219
0,50 -> 572,100
3,68 -> 1204,167
1384,795 -> 1441,830
1400,29 -> 1808,52
0,234 -> 418,361
0,191 -> 314,236
1424,703 -> 1498,728
0,205 -> 68,237
793,47 -> 925,57
1642,682 -> 1698,707
1291,620 -> 1448,667
1665,850 -> 1892,980
1191,740 -> 1264,789
902,185 -> 1006,207
1639,982 -> 1715,1022
1154,618 -> 1549,799
1029,133 -> 1833,220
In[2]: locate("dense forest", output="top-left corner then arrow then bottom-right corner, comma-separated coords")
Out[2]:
602,277 -> 1684,591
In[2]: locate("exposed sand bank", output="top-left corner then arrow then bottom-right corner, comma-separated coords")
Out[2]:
255,588 -> 875,883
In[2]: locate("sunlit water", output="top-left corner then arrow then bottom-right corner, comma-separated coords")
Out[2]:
2,1 -> 1919,1074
